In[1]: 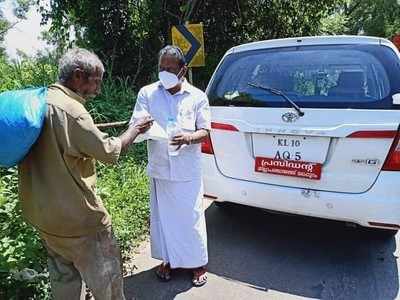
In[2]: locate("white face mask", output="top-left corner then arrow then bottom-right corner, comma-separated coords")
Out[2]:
159,70 -> 181,90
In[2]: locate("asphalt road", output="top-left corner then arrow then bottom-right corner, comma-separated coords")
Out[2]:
124,201 -> 400,300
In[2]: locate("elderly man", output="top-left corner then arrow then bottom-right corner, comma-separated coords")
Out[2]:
130,45 -> 210,286
18,48 -> 152,300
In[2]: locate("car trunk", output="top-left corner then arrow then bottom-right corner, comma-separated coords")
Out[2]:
210,106 -> 398,193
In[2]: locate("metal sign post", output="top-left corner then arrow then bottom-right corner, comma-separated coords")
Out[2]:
188,68 -> 193,84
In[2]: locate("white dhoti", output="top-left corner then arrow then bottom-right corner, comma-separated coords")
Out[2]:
150,177 -> 208,268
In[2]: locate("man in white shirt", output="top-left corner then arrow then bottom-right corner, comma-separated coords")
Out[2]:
130,45 -> 210,286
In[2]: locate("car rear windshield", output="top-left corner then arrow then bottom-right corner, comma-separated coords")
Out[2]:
208,44 -> 400,109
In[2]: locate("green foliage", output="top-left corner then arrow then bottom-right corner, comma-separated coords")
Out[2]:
87,75 -> 136,123
13,0 -> 36,19
97,151 -> 150,256
0,0 -> 9,57
0,0 -> 38,58
319,12 -> 349,35
38,0 -> 341,89
319,0 -> 400,38
0,56 -> 58,92
0,169 -> 51,299
344,0 -> 400,37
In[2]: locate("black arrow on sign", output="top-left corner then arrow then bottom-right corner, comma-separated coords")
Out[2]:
176,25 -> 201,65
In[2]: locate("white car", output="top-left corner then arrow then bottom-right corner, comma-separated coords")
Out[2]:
202,35 -> 400,235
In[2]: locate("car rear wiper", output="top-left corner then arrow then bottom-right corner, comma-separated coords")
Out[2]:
248,82 -> 304,117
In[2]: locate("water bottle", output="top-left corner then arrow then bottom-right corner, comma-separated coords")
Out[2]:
166,117 -> 181,156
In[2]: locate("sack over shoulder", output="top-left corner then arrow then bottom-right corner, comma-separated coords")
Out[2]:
0,87 -> 47,168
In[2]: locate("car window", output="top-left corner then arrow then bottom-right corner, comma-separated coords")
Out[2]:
209,44 -> 400,109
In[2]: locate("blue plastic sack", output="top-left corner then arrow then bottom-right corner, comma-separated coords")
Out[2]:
0,87 -> 47,168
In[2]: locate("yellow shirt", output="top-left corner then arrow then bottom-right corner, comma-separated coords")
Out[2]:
18,84 -> 122,237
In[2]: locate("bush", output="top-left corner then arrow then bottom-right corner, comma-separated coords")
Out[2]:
98,149 -> 150,257
0,169 -> 51,299
87,75 -> 136,124
0,57 -> 58,93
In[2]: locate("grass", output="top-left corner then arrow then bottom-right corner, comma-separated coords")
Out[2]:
86,75 -> 136,124
98,147 -> 150,257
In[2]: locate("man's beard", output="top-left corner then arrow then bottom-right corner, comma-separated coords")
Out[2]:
78,91 -> 98,99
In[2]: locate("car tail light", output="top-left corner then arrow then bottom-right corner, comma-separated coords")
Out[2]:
383,131 -> 400,170
201,135 -> 214,155
211,122 -> 239,131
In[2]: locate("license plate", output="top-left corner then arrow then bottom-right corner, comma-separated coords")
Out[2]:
253,134 -> 330,164
255,157 -> 322,180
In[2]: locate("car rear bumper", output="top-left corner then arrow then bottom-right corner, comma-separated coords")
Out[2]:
202,155 -> 400,229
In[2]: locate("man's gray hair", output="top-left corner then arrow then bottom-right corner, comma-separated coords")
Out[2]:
158,45 -> 186,67
58,48 -> 105,83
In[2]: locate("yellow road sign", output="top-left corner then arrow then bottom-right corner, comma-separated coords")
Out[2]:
172,23 -> 205,67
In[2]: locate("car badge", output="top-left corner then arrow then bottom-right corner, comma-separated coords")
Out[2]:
282,112 -> 299,123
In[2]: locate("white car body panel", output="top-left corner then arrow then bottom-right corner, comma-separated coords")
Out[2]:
203,155 -> 400,228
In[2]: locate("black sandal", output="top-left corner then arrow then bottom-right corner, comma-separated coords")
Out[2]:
155,263 -> 172,282
192,267 -> 207,287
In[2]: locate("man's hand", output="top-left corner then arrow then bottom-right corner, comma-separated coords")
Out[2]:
133,116 -> 154,134
170,133 -> 192,148
119,116 -> 153,152
170,129 -> 208,150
